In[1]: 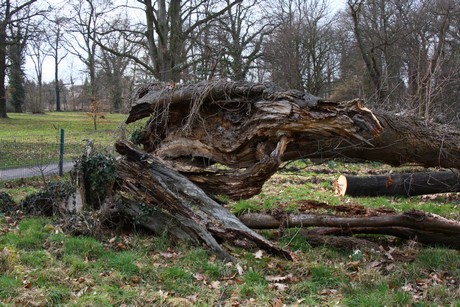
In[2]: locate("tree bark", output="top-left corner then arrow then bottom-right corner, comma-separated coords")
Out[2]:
282,112 -> 460,170
108,81 -> 460,258
127,81 -> 382,199
238,211 -> 460,249
336,170 -> 460,197
114,140 -> 293,261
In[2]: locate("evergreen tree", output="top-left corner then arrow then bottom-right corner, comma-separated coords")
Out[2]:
8,30 -> 26,113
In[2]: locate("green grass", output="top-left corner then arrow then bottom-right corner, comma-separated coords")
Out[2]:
0,217 -> 48,250
0,213 -> 458,305
63,236 -> 105,260
0,112 -> 127,169
1,158 -> 459,305
0,112 -> 127,137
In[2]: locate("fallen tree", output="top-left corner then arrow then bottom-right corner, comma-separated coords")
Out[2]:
63,81 -> 460,258
238,210 -> 460,249
336,170 -> 460,197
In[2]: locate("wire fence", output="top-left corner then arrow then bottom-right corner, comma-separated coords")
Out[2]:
0,130 -> 118,181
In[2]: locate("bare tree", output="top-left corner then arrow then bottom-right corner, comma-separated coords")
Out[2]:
346,0 -> 413,105
264,0 -> 339,95
65,0 -> 113,105
97,16 -> 138,112
404,0 -> 458,119
46,12 -> 68,112
27,22 -> 51,113
210,0 -> 274,81
92,0 -> 243,83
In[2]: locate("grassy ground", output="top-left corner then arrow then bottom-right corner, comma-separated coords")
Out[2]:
0,112 -> 127,137
0,113 -> 459,305
1,162 -> 459,306
0,112 -> 130,170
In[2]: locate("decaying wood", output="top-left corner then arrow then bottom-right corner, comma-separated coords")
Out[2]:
114,140 -> 293,261
282,112 -> 460,169
336,170 -> 460,197
107,80 -> 460,258
238,210 -> 460,249
127,81 -> 382,199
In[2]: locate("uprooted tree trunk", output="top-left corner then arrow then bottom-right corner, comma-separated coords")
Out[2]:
77,81 -> 460,258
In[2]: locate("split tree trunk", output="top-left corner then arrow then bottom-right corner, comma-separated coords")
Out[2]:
336,170 -> 460,197
115,140 -> 293,261
125,81 -> 382,200
113,81 -> 386,258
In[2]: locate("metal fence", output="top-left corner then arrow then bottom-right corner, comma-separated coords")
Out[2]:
0,129 -> 117,181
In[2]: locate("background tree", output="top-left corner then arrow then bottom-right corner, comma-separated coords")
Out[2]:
7,26 -> 27,113
0,0 -> 40,118
96,0 -> 243,83
46,12 -> 68,112
96,16 -> 138,112
27,22 -> 51,113
264,0 -> 339,95
404,0 -> 458,119
346,0 -> 409,105
211,0 -> 274,81
66,0 -> 112,108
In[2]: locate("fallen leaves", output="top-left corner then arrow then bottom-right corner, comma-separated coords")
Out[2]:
401,270 -> 459,302
254,250 -> 264,259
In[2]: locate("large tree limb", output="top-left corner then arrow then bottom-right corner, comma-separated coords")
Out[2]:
114,140 -> 293,260
238,210 -> 460,249
283,113 -> 460,170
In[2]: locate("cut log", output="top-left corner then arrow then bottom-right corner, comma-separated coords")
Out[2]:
336,170 -> 460,197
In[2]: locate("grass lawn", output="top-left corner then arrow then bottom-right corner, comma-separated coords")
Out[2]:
0,112 -> 127,137
0,112 -> 130,170
0,114 -> 459,305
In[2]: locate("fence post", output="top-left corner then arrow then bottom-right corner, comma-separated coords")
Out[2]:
59,128 -> 65,176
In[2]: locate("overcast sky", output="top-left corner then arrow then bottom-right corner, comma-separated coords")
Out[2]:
24,0 -> 347,85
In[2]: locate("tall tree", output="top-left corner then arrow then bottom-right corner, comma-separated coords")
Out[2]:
97,16 -> 137,112
264,0 -> 339,95
27,23 -> 50,113
347,0 -> 410,104
7,26 -> 26,112
96,0 -> 243,82
212,0 -> 274,81
46,13 -> 68,112
66,0 -> 111,106
0,0 -> 38,118
404,0 -> 456,118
